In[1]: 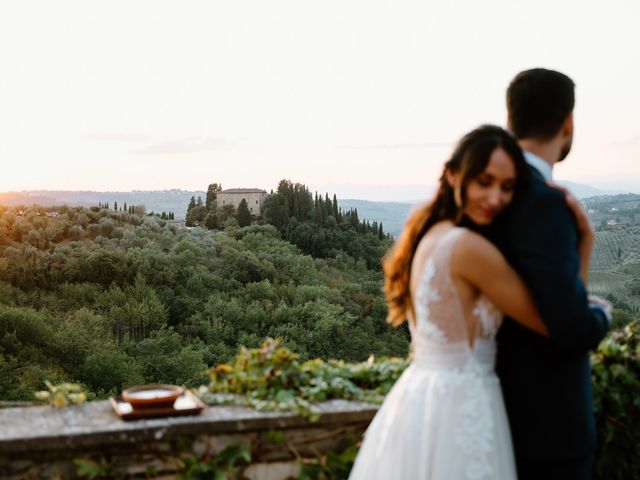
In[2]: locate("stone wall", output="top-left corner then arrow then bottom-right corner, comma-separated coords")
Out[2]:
0,399 -> 377,479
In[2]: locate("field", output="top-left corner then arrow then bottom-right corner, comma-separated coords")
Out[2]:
588,271 -> 632,305
590,227 -> 640,270
583,195 -> 640,310
588,224 -> 640,310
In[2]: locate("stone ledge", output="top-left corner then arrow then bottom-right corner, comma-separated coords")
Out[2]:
0,399 -> 378,479
0,399 -> 377,454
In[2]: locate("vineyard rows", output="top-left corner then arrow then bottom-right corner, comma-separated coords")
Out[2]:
588,271 -> 632,304
590,227 -> 640,270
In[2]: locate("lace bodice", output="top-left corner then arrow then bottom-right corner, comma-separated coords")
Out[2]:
409,227 -> 503,371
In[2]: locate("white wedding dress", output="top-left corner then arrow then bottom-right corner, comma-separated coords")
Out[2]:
349,227 -> 517,480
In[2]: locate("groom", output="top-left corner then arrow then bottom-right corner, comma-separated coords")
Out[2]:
493,68 -> 611,479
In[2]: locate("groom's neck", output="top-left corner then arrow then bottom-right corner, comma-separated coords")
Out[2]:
518,139 -> 559,170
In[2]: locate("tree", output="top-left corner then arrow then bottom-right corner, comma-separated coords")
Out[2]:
206,183 -> 222,211
186,206 -> 207,226
217,204 -> 236,223
185,197 -> 198,226
283,197 -> 290,226
237,199 -> 252,227
204,212 -> 219,230
263,195 -> 286,229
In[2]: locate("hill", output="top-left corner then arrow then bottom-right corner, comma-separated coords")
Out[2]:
0,182 -> 633,235
338,199 -> 414,238
557,181 -> 628,199
0,201 -> 408,401
0,190 -> 205,220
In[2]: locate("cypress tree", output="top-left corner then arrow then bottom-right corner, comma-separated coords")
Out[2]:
206,183 -> 221,211
283,196 -> 290,225
293,195 -> 300,220
318,196 -> 326,224
237,199 -> 252,227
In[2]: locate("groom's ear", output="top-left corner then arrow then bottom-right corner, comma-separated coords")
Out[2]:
562,114 -> 574,137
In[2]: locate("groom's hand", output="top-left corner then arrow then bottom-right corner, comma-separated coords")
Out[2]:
588,294 -> 613,325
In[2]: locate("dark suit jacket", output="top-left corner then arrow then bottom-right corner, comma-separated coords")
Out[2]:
491,165 -> 610,461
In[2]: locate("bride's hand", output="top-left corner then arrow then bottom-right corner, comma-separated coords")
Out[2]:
547,181 -> 594,283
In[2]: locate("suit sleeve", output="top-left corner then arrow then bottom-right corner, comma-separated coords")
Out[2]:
506,189 -> 609,351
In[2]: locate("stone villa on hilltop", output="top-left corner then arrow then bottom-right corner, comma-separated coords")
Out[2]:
218,188 -> 267,216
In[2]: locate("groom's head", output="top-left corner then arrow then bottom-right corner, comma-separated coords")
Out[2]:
507,68 -> 575,161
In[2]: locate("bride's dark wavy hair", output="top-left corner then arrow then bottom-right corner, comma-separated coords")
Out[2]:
383,125 -> 529,326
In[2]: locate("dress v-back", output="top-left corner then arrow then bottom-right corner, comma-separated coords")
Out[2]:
349,227 -> 517,480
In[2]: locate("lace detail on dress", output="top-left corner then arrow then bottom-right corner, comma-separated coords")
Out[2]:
414,258 -> 446,343
455,369 -> 496,480
430,355 -> 496,480
472,296 -> 502,338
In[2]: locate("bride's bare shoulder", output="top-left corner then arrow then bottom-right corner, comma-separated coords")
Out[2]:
451,229 -> 502,274
413,222 -> 453,260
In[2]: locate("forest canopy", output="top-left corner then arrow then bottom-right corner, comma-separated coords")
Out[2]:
0,183 -> 407,401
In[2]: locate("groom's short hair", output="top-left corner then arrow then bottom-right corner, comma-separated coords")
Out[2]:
507,68 -> 575,141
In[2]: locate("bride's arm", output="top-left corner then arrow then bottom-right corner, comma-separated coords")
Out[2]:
451,231 -> 549,336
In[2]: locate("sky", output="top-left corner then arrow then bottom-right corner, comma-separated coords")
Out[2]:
1,0 -> 639,201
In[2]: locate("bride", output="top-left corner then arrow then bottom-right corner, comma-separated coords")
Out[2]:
348,125 -> 592,479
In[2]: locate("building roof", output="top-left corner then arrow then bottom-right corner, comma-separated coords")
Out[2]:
219,188 -> 267,194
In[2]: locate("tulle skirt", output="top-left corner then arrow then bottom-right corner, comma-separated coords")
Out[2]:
349,362 -> 517,480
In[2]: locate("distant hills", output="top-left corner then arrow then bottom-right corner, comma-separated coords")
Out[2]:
0,181 -> 635,237
0,190 -> 206,220
338,199 -> 415,238
342,182 -> 635,237
557,181 -> 628,199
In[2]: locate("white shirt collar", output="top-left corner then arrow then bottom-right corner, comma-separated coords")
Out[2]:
523,150 -> 553,181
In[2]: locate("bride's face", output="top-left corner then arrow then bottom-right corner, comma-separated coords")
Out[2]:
461,147 -> 517,225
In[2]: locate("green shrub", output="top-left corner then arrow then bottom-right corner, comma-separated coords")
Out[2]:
201,338 -> 408,420
592,320 -> 640,480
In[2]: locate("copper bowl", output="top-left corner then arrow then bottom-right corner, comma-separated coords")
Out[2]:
121,385 -> 184,409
